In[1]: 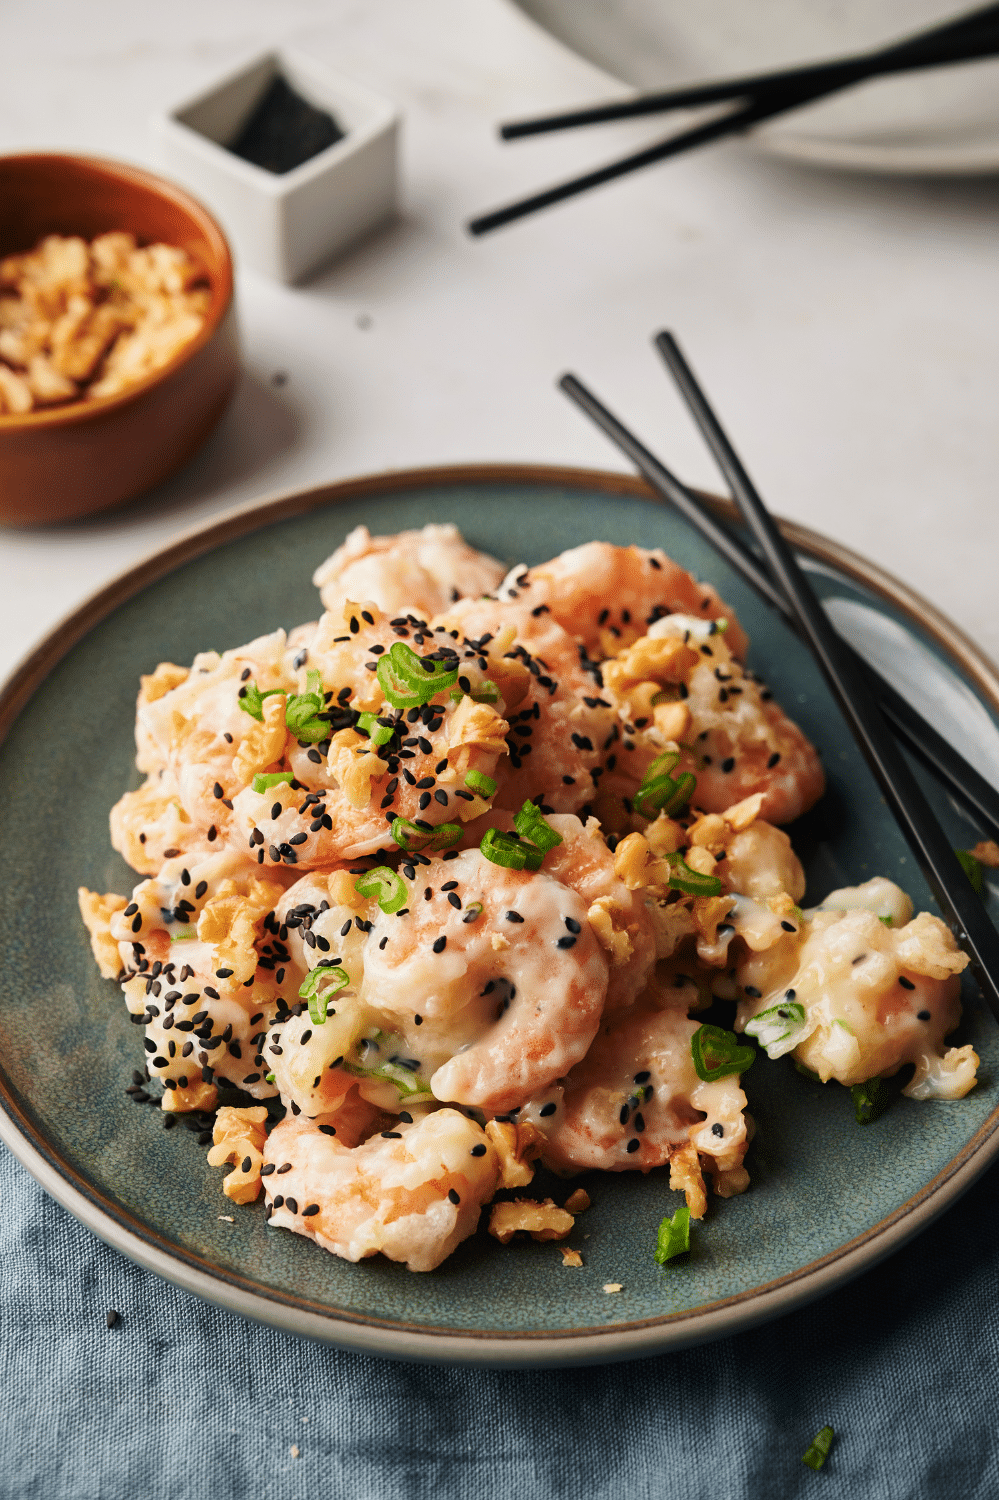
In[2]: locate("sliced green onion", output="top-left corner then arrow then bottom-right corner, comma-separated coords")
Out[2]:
285,670 -> 328,743
463,901 -> 483,922
955,847 -> 985,894
850,1077 -> 893,1126
662,851 -> 723,898
654,1205 -> 690,1265
744,1000 -> 810,1059
801,1426 -> 833,1471
690,1024 -> 755,1083
513,799 -> 563,855
464,769 -> 497,798
793,1060 -> 823,1082
251,771 -> 295,794
170,931 -> 196,941
238,682 -> 284,722
878,914 -> 894,927
354,866 -> 408,915
377,642 -> 457,708
479,827 -> 544,871
297,965 -> 350,1025
356,711 -> 395,750
390,817 -> 463,853
265,1071 -> 276,1084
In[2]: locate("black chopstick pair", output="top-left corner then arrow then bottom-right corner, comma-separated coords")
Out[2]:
468,5 -> 998,236
559,335 -> 999,1015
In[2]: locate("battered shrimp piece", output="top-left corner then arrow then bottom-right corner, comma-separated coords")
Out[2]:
733,879 -> 976,1098
230,605 -> 515,866
440,596 -> 618,815
358,847 -> 611,1115
529,1000 -> 749,1205
263,1107 -> 502,1272
483,811 -> 658,1011
119,629 -> 296,856
312,523 -> 505,620
602,614 -> 825,826
108,850 -> 297,1102
509,541 -> 749,660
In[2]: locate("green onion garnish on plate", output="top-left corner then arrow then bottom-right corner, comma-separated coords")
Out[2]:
356,711 -> 395,749
238,682 -> 284,721
654,1204 -> 690,1265
690,1024 -> 755,1083
850,1076 -> 893,1126
801,1425 -> 834,1471
662,851 -> 723,898
354,866 -> 408,914
955,847 -> 985,894
284,670 -> 328,743
297,965 -> 350,1025
251,771 -> 295,794
464,769 -> 497,797
376,642 -> 458,708
390,818 -> 463,853
513,799 -> 563,854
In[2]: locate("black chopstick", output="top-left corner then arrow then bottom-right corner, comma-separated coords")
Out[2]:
499,5 -> 997,138
557,372 -> 999,836
469,7 -> 996,236
654,331 -> 998,1014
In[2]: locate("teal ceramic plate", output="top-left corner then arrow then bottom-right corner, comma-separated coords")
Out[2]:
0,465 -> 996,1366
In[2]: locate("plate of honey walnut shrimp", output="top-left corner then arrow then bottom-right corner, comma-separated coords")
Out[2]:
0,465 -> 995,1366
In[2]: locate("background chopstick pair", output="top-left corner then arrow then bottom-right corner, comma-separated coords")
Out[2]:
468,5 -> 998,236
559,336 -> 999,1014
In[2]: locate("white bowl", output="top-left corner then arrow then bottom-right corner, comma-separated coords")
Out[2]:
153,50 -> 399,283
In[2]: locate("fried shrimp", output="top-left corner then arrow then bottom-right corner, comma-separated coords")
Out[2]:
732,879 -> 976,1097
600,613 -> 825,826
439,596 -> 619,815
262,1107 -> 501,1271
108,849 -> 298,1103
355,847 -> 611,1115
509,541 -> 749,661
312,523 -> 505,621
528,1000 -> 749,1206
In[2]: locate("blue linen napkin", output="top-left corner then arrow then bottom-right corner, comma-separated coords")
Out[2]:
0,1144 -> 994,1500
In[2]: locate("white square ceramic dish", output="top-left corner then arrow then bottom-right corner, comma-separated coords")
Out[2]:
153,50 -> 398,283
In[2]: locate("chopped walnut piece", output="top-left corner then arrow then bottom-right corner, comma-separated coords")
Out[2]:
232,692 -> 289,786
652,702 -> 691,741
490,932 -> 510,952
613,832 -> 651,891
488,1198 -> 575,1244
162,1079 -> 218,1114
587,896 -> 635,966
683,846 -> 719,878
327,727 -> 388,810
668,1141 -> 708,1220
138,661 -> 190,706
711,1165 -> 750,1199
197,875 -> 286,986
723,792 -> 766,832
563,1189 -> 591,1215
559,1248 -> 584,1268
484,1119 -> 545,1188
77,888 -> 128,978
691,895 -> 737,944
602,1283 -> 623,1294
207,1105 -> 269,1204
328,870 -> 366,909
688,813 -> 728,853
445,696 -> 510,775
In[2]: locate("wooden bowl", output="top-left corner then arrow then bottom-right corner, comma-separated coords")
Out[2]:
0,154 -> 239,525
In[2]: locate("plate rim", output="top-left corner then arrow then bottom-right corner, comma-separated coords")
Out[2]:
1,461 -> 996,1367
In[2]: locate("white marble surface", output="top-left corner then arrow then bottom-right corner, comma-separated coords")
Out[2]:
2,0 -> 997,681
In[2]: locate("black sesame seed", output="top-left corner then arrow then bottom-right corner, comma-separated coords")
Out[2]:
539,1102 -> 557,1117
917,1010 -> 931,1021
303,1204 -> 320,1216
899,976 -> 916,990
432,936 -> 447,953
556,935 -> 577,949
626,1138 -> 640,1154
447,1189 -> 461,1205
564,917 -> 581,934
505,911 -> 524,924
285,1197 -> 299,1214
470,1144 -> 487,1157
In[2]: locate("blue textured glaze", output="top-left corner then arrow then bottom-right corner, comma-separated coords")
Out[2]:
0,474 -> 995,1341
